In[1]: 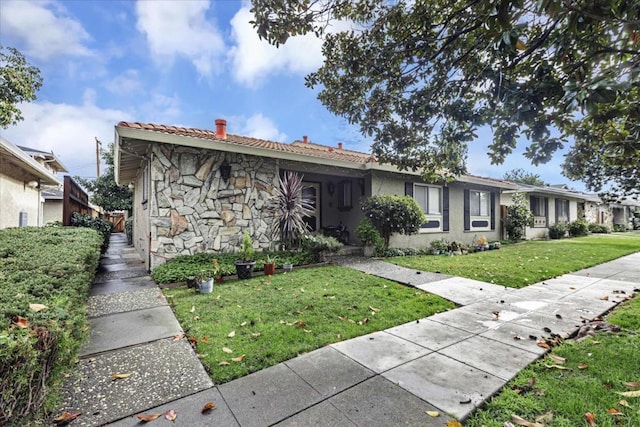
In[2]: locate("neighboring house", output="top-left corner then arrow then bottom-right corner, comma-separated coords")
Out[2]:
579,192 -> 613,229
114,119 -> 515,269
0,137 -> 62,228
501,183 -> 591,239
611,199 -> 640,230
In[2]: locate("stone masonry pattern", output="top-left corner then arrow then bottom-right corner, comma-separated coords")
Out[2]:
149,144 -> 278,268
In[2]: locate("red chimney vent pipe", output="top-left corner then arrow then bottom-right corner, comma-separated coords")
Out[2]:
215,119 -> 227,139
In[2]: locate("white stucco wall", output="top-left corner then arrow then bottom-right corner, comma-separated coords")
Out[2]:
0,174 -> 41,228
43,200 -> 63,225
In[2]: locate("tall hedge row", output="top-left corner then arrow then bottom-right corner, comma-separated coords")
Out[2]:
0,227 -> 102,425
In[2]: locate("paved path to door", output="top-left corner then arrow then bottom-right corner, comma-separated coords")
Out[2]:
59,236 -> 640,426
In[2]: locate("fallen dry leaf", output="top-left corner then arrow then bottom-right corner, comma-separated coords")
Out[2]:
190,305 -> 195,313
584,412 -> 596,427
14,316 -> 29,328
578,363 -> 589,370
231,354 -> 246,362
425,410 -> 439,417
201,402 -> 216,413
219,361 -> 229,366
548,354 -> 566,364
369,306 -> 380,312
227,330 -> 236,338
165,409 -> 177,422
624,381 -> 640,388
111,372 -> 133,380
53,411 -> 81,426
303,329 -> 312,333
537,341 -> 551,350
173,333 -> 184,341
251,332 -> 261,338
29,303 -> 48,312
136,413 -> 162,422
445,421 -> 462,427
544,364 -> 571,370
222,347 -> 233,354
201,336 -> 209,343
607,407 -> 623,416
619,399 -> 630,407
240,321 -> 247,326
511,414 -> 544,427
601,295 -> 609,300
617,390 -> 640,397
534,411 -> 553,423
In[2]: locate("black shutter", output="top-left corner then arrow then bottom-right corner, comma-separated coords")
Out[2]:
442,187 -> 450,231
555,198 -> 559,223
464,189 -> 470,231
404,182 -> 413,197
544,197 -> 549,227
490,192 -> 496,230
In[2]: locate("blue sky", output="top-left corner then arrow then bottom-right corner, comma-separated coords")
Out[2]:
0,0 -> 585,190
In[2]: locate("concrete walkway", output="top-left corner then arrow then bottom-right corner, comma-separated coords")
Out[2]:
58,235 -> 640,426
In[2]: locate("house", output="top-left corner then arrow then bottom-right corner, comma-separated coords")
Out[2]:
501,183 -> 597,239
0,137 -> 62,228
114,119 -> 516,269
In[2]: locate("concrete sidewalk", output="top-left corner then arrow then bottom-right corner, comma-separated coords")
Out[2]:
58,236 -> 640,426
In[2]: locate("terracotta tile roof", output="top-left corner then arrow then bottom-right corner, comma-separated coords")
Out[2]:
117,121 -> 376,165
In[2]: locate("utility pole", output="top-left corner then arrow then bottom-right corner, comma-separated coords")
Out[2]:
95,137 -> 101,177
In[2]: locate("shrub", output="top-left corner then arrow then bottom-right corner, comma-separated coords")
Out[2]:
568,219 -> 589,237
360,195 -> 425,247
505,192 -> 534,242
429,239 -> 449,253
588,223 -> 610,234
150,251 -> 316,284
0,227 -> 101,424
548,223 -> 567,239
300,234 -> 343,262
70,212 -> 112,253
355,218 -> 384,249
613,223 -> 628,232
270,171 -> 314,249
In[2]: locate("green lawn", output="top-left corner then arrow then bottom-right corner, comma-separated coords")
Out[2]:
163,265 -> 454,384
466,296 -> 640,426
390,233 -> 640,288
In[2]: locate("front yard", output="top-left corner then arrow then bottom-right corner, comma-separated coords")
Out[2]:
162,265 -> 454,384
390,233 -> 640,287
161,232 -> 640,424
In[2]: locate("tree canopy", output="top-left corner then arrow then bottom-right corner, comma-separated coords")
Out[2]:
503,168 -> 546,186
251,0 -> 639,199
76,143 -> 132,212
0,46 -> 42,128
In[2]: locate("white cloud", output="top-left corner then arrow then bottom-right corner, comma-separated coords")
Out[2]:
0,0 -> 92,61
1,96 -> 129,179
233,113 -> 288,142
228,5 -> 327,87
105,69 -> 143,95
135,0 -> 225,78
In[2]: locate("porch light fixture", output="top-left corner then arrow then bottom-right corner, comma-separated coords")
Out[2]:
220,160 -> 231,183
327,181 -> 335,195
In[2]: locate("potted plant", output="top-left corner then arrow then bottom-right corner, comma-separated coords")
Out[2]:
355,217 -> 383,257
263,253 -> 278,276
196,258 -> 219,293
460,244 -> 469,255
475,235 -> 488,251
235,232 -> 256,280
282,262 -> 293,272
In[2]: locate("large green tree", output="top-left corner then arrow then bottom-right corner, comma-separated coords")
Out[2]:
503,168 -> 546,186
0,46 -> 42,128
76,143 -> 132,212
251,0 -> 639,199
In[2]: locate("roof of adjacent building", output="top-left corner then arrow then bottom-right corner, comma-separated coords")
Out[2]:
0,137 -> 62,186
17,145 -> 68,173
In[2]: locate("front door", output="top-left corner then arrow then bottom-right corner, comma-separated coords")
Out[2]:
302,182 -> 320,232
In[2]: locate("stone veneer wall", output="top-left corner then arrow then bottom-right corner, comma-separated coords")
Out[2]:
149,144 -> 278,268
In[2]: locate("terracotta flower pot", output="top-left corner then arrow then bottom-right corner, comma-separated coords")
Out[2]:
263,262 -> 276,276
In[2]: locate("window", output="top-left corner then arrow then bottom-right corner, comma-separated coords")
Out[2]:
470,190 -> 490,217
414,184 -> 443,232
338,180 -> 352,211
530,196 -> 546,216
556,199 -> 570,224
530,195 -> 547,227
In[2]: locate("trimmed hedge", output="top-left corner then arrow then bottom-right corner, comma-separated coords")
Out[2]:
0,227 -> 102,425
